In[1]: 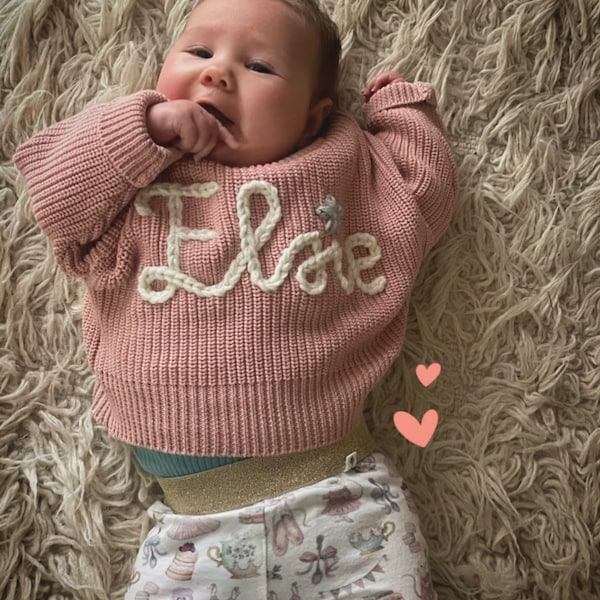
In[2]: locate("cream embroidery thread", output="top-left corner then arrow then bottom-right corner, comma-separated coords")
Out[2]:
134,181 -> 386,303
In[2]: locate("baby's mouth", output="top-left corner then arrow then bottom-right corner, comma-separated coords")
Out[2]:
199,102 -> 234,127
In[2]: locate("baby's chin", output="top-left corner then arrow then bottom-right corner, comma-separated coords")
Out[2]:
205,135 -> 313,168
205,147 -> 250,167
205,144 -> 289,168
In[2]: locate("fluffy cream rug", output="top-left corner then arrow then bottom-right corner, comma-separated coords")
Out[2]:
1,0 -> 599,598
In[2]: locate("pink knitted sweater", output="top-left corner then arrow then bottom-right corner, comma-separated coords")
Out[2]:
14,80 -> 457,457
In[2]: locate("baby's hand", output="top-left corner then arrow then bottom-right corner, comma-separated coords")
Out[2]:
362,71 -> 405,102
147,100 -> 235,159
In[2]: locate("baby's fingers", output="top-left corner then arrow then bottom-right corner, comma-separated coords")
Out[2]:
185,109 -> 218,154
217,123 -> 239,150
192,124 -> 237,160
362,71 -> 404,100
191,128 -> 219,160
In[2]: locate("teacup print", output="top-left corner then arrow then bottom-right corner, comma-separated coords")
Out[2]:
207,538 -> 264,579
348,521 -> 396,554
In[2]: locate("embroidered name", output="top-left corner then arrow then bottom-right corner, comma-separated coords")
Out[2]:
134,181 -> 386,304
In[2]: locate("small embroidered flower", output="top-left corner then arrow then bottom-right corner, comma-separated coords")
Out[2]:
316,194 -> 343,234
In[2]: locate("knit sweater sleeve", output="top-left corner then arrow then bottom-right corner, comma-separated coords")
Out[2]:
13,90 -> 180,286
364,80 -> 458,245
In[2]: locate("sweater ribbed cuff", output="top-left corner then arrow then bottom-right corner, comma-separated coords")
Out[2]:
365,81 -> 437,124
98,90 -> 178,188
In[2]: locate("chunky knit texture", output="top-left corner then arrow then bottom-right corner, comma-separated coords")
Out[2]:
14,80 -> 457,457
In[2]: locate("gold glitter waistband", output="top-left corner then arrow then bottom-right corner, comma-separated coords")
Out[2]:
156,419 -> 375,515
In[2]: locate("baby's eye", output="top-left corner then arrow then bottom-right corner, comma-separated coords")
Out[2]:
190,48 -> 212,59
247,62 -> 273,74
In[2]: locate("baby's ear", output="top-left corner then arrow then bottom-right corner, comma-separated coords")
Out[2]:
301,97 -> 334,143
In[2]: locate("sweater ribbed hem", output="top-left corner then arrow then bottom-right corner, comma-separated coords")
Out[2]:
91,371 -> 373,457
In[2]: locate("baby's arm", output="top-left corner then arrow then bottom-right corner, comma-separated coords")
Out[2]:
13,92 -> 182,285
364,72 -> 458,246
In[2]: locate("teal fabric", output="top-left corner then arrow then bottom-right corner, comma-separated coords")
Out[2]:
131,446 -> 245,477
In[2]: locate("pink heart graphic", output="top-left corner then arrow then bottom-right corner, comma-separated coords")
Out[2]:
393,409 -> 439,448
416,363 -> 441,387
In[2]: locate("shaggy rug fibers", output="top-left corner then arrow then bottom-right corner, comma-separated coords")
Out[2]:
1,0 -> 599,598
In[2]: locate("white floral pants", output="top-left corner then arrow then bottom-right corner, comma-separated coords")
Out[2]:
125,453 -> 436,600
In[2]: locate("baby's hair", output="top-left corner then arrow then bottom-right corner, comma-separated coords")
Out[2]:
279,0 -> 342,105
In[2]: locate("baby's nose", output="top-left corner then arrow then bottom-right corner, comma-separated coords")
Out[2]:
200,65 -> 231,89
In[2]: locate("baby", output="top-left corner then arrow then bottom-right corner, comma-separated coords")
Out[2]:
14,0 -> 457,598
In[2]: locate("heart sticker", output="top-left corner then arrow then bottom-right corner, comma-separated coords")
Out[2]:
393,409 -> 439,448
416,363 -> 441,387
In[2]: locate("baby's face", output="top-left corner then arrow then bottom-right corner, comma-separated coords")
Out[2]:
157,0 -> 328,167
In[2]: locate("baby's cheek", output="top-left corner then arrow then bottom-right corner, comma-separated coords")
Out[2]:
156,63 -> 189,100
